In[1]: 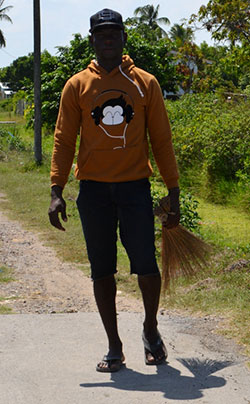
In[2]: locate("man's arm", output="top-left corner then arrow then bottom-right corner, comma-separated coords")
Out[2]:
49,79 -> 81,231
146,77 -> 179,191
146,78 -> 180,228
48,185 -> 67,231
50,80 -> 81,189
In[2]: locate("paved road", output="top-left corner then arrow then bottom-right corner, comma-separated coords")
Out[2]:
1,312 -> 249,404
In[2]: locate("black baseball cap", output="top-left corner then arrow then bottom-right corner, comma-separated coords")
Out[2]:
89,9 -> 124,33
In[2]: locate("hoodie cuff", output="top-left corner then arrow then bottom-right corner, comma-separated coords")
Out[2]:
165,178 -> 179,189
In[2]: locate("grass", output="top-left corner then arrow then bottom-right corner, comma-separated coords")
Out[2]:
160,200 -> 250,358
0,264 -> 14,314
0,305 -> 12,314
0,115 -> 249,358
0,107 -> 25,127
0,264 -> 14,283
162,265 -> 250,352
0,153 -> 87,265
197,199 -> 250,250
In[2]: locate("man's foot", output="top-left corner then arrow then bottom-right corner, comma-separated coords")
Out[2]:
96,353 -> 125,373
142,331 -> 168,365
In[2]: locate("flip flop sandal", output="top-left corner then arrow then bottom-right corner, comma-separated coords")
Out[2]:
96,354 -> 125,373
142,331 -> 168,365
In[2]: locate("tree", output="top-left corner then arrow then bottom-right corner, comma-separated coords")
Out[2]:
169,24 -> 194,47
125,4 -> 170,41
188,41 -> 250,93
0,0 -> 12,48
173,42 -> 203,94
125,30 -> 177,92
0,54 -> 34,91
26,34 -> 95,130
190,0 -> 250,45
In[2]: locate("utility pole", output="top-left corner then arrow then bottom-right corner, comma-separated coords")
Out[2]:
33,0 -> 42,163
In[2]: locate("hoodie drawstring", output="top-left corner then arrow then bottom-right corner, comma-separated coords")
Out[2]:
119,65 -> 144,98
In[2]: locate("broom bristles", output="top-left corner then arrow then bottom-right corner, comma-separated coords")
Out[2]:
154,196 -> 211,291
161,225 -> 211,290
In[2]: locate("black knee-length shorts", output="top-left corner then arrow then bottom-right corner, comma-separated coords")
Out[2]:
76,178 -> 159,280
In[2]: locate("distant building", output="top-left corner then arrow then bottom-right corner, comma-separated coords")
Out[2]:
163,50 -> 213,98
0,82 -> 13,99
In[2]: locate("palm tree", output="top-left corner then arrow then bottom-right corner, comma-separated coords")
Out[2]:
134,4 -> 170,38
169,24 -> 194,46
0,0 -> 13,48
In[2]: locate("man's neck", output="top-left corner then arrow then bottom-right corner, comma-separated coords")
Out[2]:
97,57 -> 122,73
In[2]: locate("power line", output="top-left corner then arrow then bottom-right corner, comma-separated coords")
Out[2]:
0,48 -> 16,59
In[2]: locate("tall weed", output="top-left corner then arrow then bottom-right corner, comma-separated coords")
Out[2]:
0,126 -> 27,154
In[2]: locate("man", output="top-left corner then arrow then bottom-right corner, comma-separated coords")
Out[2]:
49,8 -> 180,373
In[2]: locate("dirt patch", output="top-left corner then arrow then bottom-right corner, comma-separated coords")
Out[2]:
0,193 -> 143,314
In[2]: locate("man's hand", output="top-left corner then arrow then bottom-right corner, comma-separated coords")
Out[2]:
163,187 -> 180,229
48,185 -> 67,231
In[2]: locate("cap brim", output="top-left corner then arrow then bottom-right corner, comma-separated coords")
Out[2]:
89,22 -> 123,33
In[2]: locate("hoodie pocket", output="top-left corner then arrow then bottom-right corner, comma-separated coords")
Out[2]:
76,144 -> 152,182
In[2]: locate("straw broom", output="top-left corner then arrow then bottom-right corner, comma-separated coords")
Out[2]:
154,196 -> 211,291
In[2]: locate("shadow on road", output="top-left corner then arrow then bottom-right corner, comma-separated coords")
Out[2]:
80,357 -> 234,400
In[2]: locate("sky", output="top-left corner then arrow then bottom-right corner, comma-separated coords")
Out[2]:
0,0 -> 215,69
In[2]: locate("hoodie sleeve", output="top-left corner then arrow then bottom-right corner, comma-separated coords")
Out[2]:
146,77 -> 179,189
50,80 -> 82,188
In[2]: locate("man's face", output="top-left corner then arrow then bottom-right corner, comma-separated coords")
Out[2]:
90,26 -> 126,64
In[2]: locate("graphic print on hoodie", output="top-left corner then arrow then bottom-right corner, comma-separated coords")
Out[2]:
91,90 -> 134,149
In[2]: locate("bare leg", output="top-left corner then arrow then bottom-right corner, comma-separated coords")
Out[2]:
138,273 -> 166,364
93,274 -> 124,370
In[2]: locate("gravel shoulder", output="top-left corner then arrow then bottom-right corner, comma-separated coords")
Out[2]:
0,193 -> 143,314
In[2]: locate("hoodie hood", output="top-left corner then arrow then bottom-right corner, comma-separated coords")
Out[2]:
87,55 -> 144,98
88,54 -> 135,75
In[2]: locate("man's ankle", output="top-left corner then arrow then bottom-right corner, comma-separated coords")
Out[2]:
143,323 -> 158,341
108,340 -> 123,355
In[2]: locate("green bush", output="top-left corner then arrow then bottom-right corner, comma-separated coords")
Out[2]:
167,94 -> 250,208
151,181 -> 201,233
0,98 -> 12,112
179,192 -> 201,231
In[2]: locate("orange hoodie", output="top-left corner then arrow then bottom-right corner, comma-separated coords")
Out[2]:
51,55 -> 179,189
